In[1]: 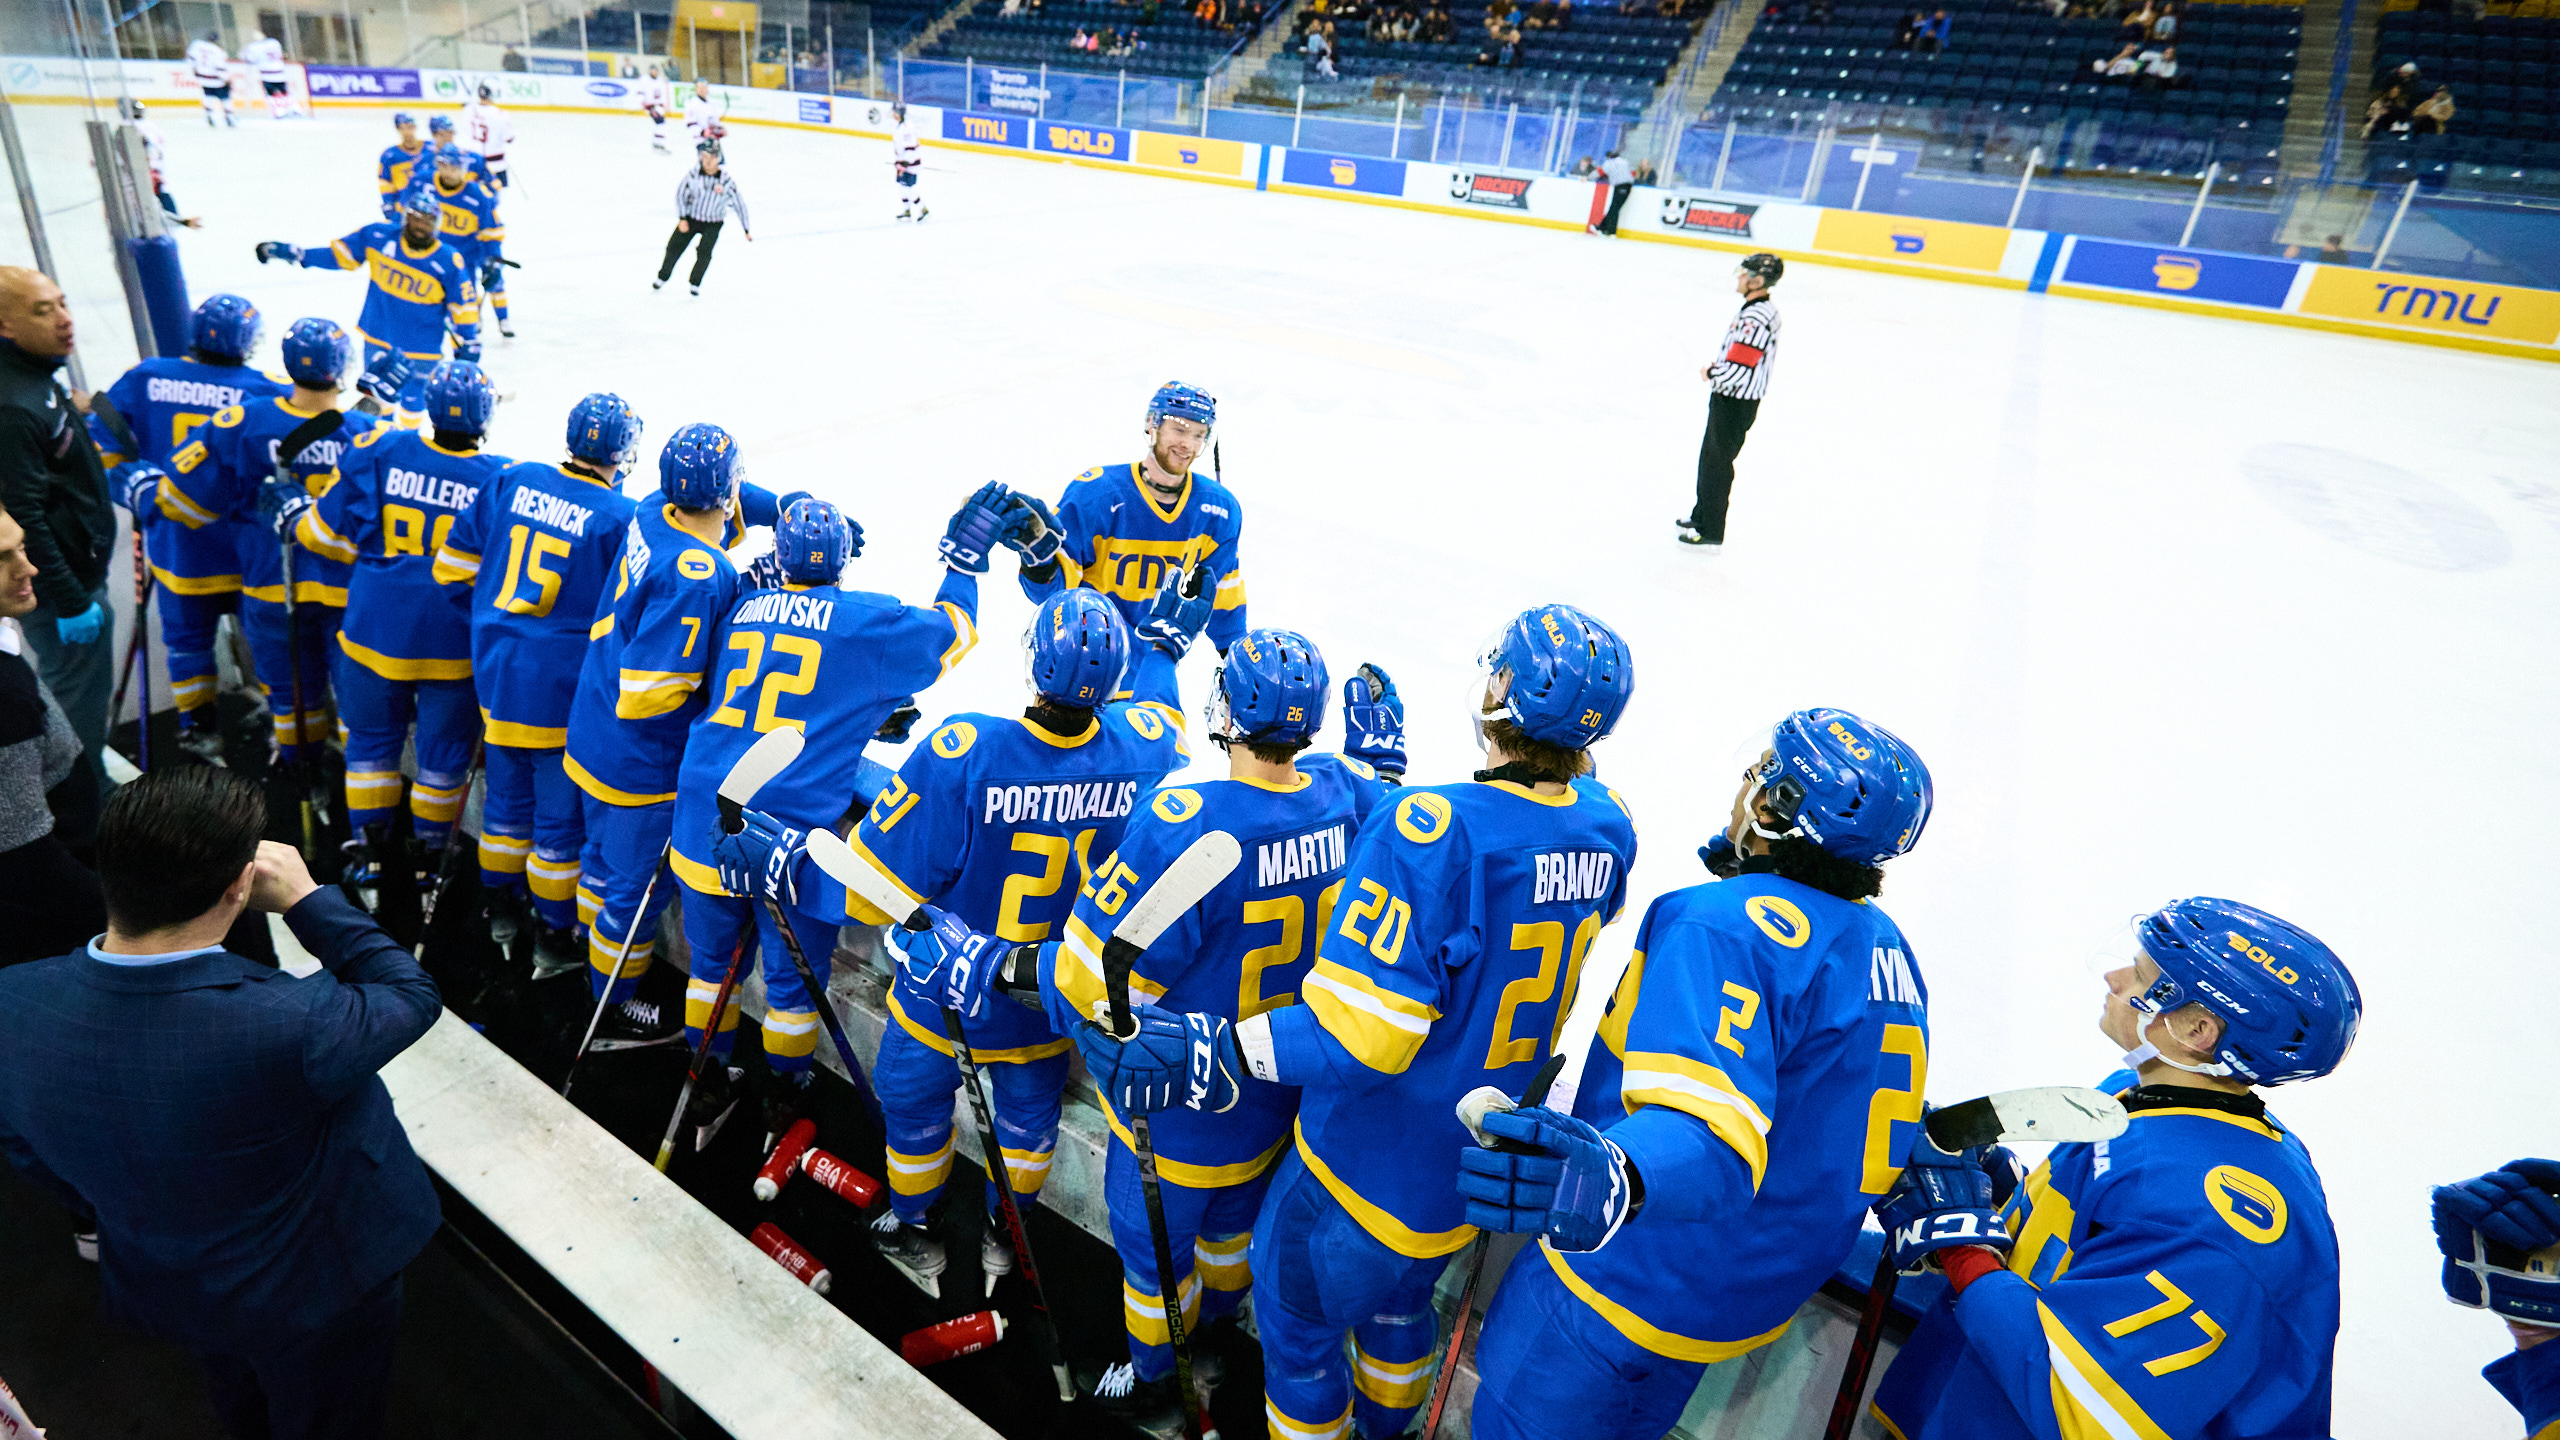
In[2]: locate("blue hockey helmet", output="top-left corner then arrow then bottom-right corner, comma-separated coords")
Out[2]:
1477,603 -> 1632,750
432,143 -> 470,168
421,360 -> 496,436
773,497 -> 853,584
400,187 -> 443,221
1145,382 -> 1217,432
659,422 -> 741,510
565,393 -> 642,467
428,114 -> 455,135
2123,898 -> 2362,1086
1025,589 -> 1129,707
279,317 -> 351,388
392,111 -> 416,128
1210,628 -> 1329,747
1741,708 -> 1932,865
190,293 -> 262,362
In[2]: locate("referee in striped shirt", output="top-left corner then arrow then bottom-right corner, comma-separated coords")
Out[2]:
1681,252 -> 1783,550
655,139 -> 752,296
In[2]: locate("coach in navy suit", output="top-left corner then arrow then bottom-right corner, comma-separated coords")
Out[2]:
0,767 -> 443,1440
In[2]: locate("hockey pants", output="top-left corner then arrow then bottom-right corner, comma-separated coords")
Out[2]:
658,220 -> 722,287
153,584 -> 237,718
1470,1246 -> 1707,1440
337,664 -> 476,844
1105,1134 -> 1268,1384
873,1001 -> 1070,1226
1249,1148 -> 1446,1440
239,594 -> 336,766
580,791 -> 675,1001
679,884 -> 846,1077
480,742 -> 584,929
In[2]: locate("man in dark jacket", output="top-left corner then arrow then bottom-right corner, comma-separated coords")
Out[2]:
0,267 -> 117,794
0,766 -> 444,1440
0,505 -> 105,965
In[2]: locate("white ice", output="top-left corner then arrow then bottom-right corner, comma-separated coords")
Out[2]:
16,97 -> 2559,1438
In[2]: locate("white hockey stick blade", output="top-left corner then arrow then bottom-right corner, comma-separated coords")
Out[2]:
718,726 -> 806,810
804,829 -> 923,928
1543,927 -> 1638,1120
1108,830 -> 1242,953
1926,1086 -> 2129,1149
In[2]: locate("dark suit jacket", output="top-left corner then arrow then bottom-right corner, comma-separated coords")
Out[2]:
0,888 -> 443,1350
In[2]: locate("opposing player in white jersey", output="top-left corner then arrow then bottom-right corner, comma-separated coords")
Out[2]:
187,32 -> 235,127
683,80 -> 726,151
637,65 -> 673,153
891,103 -> 927,222
464,84 -> 517,187
239,30 -> 295,119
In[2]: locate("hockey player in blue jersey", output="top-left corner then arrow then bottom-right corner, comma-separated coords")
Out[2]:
1457,709 -> 1936,1440
666,494 -> 982,1138
377,112 -> 429,215
433,394 -> 644,971
295,360 -> 510,901
1004,382 -> 1245,730
1870,896 -> 2362,1440
2434,1159 -> 2560,1439
90,293 -> 287,762
412,145 -> 512,340
711,588 -> 1187,1298
165,317 -> 379,771
256,189 -> 479,420
426,115 -> 495,185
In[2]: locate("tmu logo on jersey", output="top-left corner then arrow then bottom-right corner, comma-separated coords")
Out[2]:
981,780 -> 1138,825
1532,850 -> 1614,905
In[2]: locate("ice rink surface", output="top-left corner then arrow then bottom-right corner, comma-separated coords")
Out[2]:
19,96 -> 2560,1436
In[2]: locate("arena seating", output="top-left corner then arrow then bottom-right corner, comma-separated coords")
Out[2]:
1708,1 -> 2299,184
1278,12 -> 1697,117
2365,9 -> 2560,197
922,1 -> 1277,82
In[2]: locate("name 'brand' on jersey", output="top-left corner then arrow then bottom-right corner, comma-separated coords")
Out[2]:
1533,850 -> 1617,906
981,779 -> 1138,826
146,377 -> 254,409
383,467 -> 479,511
509,486 -> 595,536
1258,823 -> 1349,889
730,591 -> 836,630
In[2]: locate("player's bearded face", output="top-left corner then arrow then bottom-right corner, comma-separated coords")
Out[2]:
1150,419 -> 1205,483
403,212 -> 435,245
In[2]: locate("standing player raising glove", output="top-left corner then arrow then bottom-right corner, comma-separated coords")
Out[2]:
2434,1158 -> 2560,1436
1001,493 -> 1062,573
1132,563 -> 1212,656
938,481 -> 1012,573
1340,663 -> 1405,780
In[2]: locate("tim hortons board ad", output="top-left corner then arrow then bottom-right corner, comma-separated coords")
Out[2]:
1450,171 -> 1533,209
1662,195 -> 1757,239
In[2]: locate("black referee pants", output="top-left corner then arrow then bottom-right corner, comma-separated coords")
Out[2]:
658,219 -> 722,286
1690,391 -> 1760,543
1598,181 -> 1635,234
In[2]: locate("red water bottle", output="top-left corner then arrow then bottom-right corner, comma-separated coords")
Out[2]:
799,1146 -> 881,1208
900,1309 -> 1007,1366
752,1117 -> 819,1201
749,1222 -> 832,1295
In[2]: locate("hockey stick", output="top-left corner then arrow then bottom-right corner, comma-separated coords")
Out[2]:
1422,1050 -> 1567,1440
1819,1087 -> 2130,1440
561,839 -> 674,1098
270,408 -> 343,858
413,741 -> 485,958
94,395 -> 152,773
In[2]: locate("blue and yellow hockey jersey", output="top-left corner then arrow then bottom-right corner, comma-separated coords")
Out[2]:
1041,753 -> 1392,1187
432,461 -> 636,749
415,174 -> 503,267
377,141 -> 431,206
1872,1082 -> 2341,1440
1019,463 -> 1248,658
295,222 -> 479,361
2489,1333 -> 2560,1440
790,706 -> 1188,1062
1253,778 -> 1638,1258
666,570 -> 982,895
167,398 -> 380,607
1545,870 -> 1931,1362
300,427 -> 512,680
90,356 -> 288,595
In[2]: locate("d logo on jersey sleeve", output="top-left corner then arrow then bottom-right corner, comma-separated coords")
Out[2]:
931,721 -> 978,758
2205,1165 -> 2288,1243
1394,792 -> 1452,845
1746,895 -> 1813,948
1152,788 -> 1202,823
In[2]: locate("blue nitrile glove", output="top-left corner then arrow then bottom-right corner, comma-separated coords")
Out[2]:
938,480 -> 1012,573
710,806 -> 806,906
1874,1113 -> 2015,1275
1457,1104 -> 1634,1252
2435,1158 -> 2560,1325
1002,493 -> 1062,568
1341,663 -> 1406,777
53,600 -> 107,646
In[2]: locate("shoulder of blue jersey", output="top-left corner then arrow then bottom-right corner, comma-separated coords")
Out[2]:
2087,1105 -> 2331,1261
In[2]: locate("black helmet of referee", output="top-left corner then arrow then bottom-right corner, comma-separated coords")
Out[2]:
1739,252 -> 1784,286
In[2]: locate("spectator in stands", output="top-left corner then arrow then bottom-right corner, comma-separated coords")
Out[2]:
2387,59 -> 2421,93
2364,81 -> 2413,138
501,43 -> 527,72
1895,9 -> 1924,48
1525,0 -> 1558,28
1919,9 -> 1949,54
1570,154 -> 1597,176
2097,43 -> 2141,81
2149,1 -> 2177,42
2140,44 -> 2181,89
2319,234 -> 2352,263
1310,21 -> 1339,74
0,506 -> 104,968
1425,3 -> 1454,39
2412,85 -> 2456,135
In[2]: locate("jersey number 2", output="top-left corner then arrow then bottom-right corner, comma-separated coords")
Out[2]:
708,632 -> 822,733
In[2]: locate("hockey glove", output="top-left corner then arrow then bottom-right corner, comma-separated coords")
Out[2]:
452,340 -> 483,365
110,461 -> 167,524
53,600 -> 107,647
1134,570 -> 1213,658
1699,834 -> 1742,878
253,241 -> 302,265
739,550 -> 787,592
481,257 -> 505,288
1457,1105 -> 1634,1252
875,700 -> 922,744
710,807 -> 807,907
2435,1158 -> 2560,1326
882,905 -> 1009,1020
1873,1112 -> 2015,1276
1074,1006 -> 1239,1115
258,478 -> 314,538
1001,493 -> 1062,568
1341,663 -> 1406,778
938,481 -> 1012,574
356,353 -> 412,410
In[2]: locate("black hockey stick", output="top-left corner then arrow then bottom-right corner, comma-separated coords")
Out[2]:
413,741 -> 484,959
1422,1051 -> 1567,1440
562,839 -> 675,1099
1820,1088 -> 2130,1440
270,408 -> 343,858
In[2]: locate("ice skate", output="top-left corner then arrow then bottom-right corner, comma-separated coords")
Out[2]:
870,1210 -> 947,1298
688,1064 -> 745,1152
531,921 -> 585,981
1078,1361 -> 1184,1440
980,1212 -> 1014,1295
590,996 -> 684,1052
175,712 -> 227,766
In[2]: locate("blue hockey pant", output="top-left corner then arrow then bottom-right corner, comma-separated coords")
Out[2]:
1105,1134 -> 1268,1384
239,595 -> 335,766
154,586 -> 236,718
580,792 -> 674,1002
1470,1245 -> 1708,1440
678,884 -> 845,1077
874,1011 -> 1069,1226
337,665 -> 476,844
479,742 -> 583,929
1249,1148 -> 1447,1440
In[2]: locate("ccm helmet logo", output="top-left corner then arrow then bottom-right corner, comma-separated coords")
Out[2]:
1826,721 -> 1872,760
2225,932 -> 2299,986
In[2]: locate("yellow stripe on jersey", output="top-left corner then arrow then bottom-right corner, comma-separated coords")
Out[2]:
884,991 -> 1073,1063
563,752 -> 675,807
1122,1275 -> 1202,1348
669,846 -> 729,896
1097,1094 -> 1284,1187
1293,1121 -> 1475,1259
2037,1299 -> 2176,1440
157,477 -> 220,528
1300,958 -> 1439,1075
1212,566 -> 1247,612
1618,1050 -> 1773,1188
615,668 -> 703,720
935,600 -> 977,676
338,630 -> 471,682
1540,1242 -> 1793,1362
588,612 -> 615,641
152,564 -> 244,595
295,506 -> 359,564
430,544 -> 481,585
481,709 -> 567,750
1870,1404 -> 1913,1440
